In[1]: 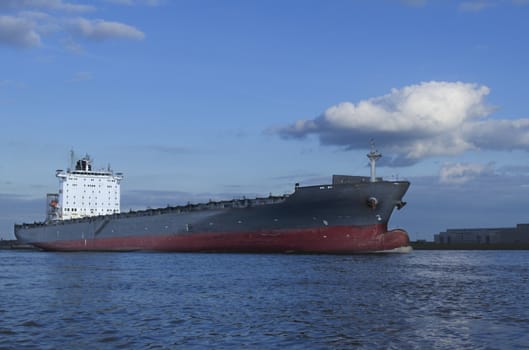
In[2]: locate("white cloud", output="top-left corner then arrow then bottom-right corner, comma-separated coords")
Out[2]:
0,15 -> 40,47
0,79 -> 25,88
323,81 -> 491,133
276,81 -> 509,165
60,35 -> 82,53
104,0 -> 161,5
20,11 -> 61,35
68,71 -> 92,83
399,0 -> 427,6
397,0 -> 529,10
439,162 -> 494,184
0,0 -> 94,13
463,119 -> 529,151
67,17 -> 145,41
0,1 -> 146,50
459,1 -> 496,12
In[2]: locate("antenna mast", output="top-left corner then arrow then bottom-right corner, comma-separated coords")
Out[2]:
367,140 -> 382,182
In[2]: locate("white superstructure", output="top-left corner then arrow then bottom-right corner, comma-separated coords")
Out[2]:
51,154 -> 123,221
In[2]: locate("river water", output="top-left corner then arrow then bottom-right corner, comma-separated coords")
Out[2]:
1,250 -> 528,349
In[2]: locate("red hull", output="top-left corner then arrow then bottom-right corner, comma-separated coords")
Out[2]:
34,224 -> 410,253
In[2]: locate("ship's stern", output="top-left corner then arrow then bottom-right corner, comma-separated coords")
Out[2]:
14,224 -> 29,244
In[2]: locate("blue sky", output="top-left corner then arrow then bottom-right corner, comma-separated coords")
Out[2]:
1,0 -> 529,240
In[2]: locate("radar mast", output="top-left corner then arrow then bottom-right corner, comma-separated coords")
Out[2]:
367,140 -> 382,182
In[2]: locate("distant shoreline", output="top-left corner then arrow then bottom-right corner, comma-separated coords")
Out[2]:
411,241 -> 529,250
0,240 -> 39,250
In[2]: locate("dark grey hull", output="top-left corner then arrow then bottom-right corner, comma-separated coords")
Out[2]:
15,179 -> 410,253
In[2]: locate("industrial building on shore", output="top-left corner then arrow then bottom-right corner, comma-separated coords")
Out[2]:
434,224 -> 529,245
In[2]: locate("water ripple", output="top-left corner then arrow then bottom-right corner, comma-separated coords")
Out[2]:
1,250 -> 529,349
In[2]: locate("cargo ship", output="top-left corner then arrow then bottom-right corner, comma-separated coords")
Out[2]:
15,146 -> 411,253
